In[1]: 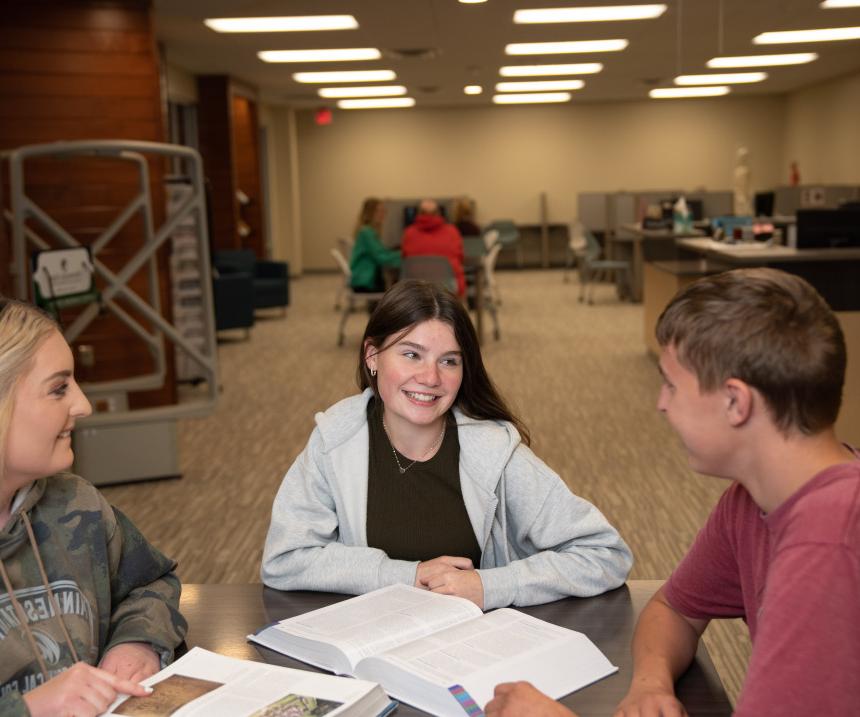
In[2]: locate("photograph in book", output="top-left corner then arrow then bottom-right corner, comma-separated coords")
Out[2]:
249,585 -> 618,717
114,674 -> 222,715
100,647 -> 395,717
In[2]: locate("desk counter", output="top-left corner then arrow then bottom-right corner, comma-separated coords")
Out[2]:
179,581 -> 732,717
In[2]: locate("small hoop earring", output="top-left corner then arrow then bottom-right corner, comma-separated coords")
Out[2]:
370,368 -> 377,377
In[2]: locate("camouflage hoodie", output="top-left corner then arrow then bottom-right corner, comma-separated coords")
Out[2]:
0,473 -> 187,716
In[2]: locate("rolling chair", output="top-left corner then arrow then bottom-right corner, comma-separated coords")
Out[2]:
569,222 -> 632,304
400,255 -> 459,295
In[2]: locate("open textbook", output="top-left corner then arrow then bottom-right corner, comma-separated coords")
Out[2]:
99,647 -> 395,717
249,585 -> 618,716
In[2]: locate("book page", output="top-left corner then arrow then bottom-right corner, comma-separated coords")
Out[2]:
272,585 -> 482,671
357,608 -> 617,709
100,647 -> 390,717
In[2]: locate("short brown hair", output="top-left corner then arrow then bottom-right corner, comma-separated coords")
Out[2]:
357,280 -> 530,444
656,268 -> 845,435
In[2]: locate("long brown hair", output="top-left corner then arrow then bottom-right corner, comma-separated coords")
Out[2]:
356,280 -> 531,444
355,197 -> 383,235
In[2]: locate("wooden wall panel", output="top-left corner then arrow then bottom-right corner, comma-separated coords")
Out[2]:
0,0 -> 175,408
197,75 -> 238,252
231,95 -> 264,257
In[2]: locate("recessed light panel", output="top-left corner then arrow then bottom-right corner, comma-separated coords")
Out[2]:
674,72 -> 767,85
650,86 -> 730,98
500,63 -> 603,76
337,98 -> 416,109
514,5 -> 667,23
259,49 -> 380,63
821,0 -> 860,7
318,86 -> 406,98
707,53 -> 818,68
204,16 -> 358,32
506,40 -> 628,54
493,92 -> 572,103
496,79 -> 585,92
293,70 -> 397,83
754,27 -> 860,43
464,85 -> 484,95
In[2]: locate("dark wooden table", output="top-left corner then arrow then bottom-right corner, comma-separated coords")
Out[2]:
180,581 -> 731,716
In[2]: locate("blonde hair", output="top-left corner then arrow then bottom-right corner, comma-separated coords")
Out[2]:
0,299 -> 60,480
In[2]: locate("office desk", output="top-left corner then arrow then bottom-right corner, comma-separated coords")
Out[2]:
179,582 -> 732,717
615,224 -> 705,302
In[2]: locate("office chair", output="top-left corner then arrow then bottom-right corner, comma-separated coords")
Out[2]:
570,223 -> 632,304
330,247 -> 386,346
399,255 -> 459,295
334,236 -> 355,310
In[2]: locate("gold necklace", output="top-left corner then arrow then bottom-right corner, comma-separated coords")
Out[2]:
381,417 -> 447,474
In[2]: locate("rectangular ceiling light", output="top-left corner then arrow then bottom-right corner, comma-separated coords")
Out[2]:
293,70 -> 397,83
204,16 -> 358,33
500,62 -> 603,76
506,39 -> 628,54
514,5 -> 667,23
707,52 -> 818,67
496,79 -> 585,91
493,92 -> 572,104
650,86 -> 730,98
754,26 -> 860,43
318,85 -> 406,98
259,48 -> 380,63
821,0 -> 860,6
675,72 -> 767,85
337,98 -> 415,109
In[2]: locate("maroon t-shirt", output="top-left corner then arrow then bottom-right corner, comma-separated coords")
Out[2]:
664,459 -> 860,716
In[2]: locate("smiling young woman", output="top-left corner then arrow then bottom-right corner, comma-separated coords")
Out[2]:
0,299 -> 186,717
262,280 -> 633,610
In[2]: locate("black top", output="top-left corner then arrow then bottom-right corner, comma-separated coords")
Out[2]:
365,398 -> 482,566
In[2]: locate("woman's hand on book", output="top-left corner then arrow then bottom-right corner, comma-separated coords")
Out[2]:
415,555 -> 484,608
486,681 -> 577,717
22,661 -> 153,717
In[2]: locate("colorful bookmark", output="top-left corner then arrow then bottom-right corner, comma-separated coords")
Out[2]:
448,684 -> 485,716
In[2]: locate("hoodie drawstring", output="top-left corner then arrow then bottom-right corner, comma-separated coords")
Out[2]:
0,511 -> 80,684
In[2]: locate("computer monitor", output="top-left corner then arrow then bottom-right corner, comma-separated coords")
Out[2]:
754,191 -> 775,218
796,208 -> 860,249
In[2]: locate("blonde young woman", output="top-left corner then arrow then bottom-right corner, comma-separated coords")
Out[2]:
0,299 -> 186,717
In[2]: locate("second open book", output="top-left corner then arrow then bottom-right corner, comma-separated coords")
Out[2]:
249,584 -> 618,716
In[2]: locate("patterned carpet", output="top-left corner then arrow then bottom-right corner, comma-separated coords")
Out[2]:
101,269 -> 751,705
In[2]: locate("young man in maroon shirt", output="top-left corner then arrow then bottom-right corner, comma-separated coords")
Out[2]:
486,267 -> 859,717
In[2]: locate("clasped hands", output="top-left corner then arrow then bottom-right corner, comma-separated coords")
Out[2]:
414,555 -> 484,609
23,642 -> 159,717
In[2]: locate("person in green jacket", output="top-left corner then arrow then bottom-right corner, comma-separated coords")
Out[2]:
349,197 -> 401,292
0,299 -> 187,717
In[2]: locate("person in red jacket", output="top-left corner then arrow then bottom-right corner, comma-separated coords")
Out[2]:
401,199 -> 466,297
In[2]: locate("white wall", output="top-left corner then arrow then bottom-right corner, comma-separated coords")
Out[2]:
288,96 -> 785,270
783,71 -> 860,185
258,72 -> 859,272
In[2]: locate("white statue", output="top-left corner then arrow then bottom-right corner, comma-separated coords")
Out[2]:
733,146 -> 752,216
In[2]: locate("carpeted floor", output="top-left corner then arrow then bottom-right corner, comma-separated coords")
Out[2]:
101,269 -> 751,706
